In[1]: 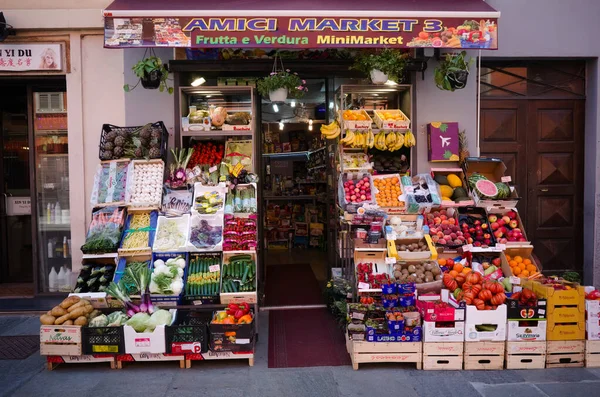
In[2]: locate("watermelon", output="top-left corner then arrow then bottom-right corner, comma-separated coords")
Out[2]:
474,179 -> 498,199
495,182 -> 511,199
468,173 -> 487,189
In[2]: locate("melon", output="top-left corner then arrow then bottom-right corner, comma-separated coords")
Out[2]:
468,173 -> 487,189
434,174 -> 449,186
474,179 -> 498,199
447,174 -> 463,188
439,185 -> 454,198
452,187 -> 468,200
495,182 -> 511,199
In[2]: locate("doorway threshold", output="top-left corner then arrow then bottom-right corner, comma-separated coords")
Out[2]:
260,304 -> 327,311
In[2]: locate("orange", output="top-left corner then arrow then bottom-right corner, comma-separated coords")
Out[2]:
518,263 -> 526,270
521,269 -> 530,277
523,259 -> 532,265
512,267 -> 522,276
453,263 -> 464,273
509,260 -> 518,268
449,270 -> 459,278
438,259 -> 447,266
526,264 -> 537,273
514,256 -> 523,263
462,267 -> 472,275
505,255 -> 511,261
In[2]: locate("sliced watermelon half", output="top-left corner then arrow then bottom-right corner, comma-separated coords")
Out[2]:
474,179 -> 498,199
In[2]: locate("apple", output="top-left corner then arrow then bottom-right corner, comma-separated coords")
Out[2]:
492,257 -> 502,266
469,227 -> 476,234
488,215 -> 498,223
467,237 -> 474,244
474,220 -> 482,226
446,259 -> 455,267
483,238 -> 491,245
494,230 -> 503,238
499,238 -> 508,244
491,222 -> 499,230
473,241 -> 482,247
484,233 -> 491,239
502,216 -> 511,224
509,220 -> 519,229
481,223 -> 488,230
519,237 -> 527,242
497,219 -> 506,227
501,226 -> 509,234
507,211 -> 517,220
438,238 -> 447,245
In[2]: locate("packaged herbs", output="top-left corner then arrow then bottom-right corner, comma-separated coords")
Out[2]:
81,207 -> 126,254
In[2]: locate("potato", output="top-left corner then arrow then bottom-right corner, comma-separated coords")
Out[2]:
51,306 -> 67,317
88,309 -> 101,319
67,300 -> 89,313
60,296 -> 81,309
46,310 -> 52,316
54,313 -> 71,325
63,320 -> 74,325
74,316 -> 88,326
84,304 -> 94,314
68,307 -> 87,320
40,314 -> 56,325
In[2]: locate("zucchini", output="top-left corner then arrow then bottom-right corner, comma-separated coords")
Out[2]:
227,254 -> 252,262
231,280 -> 238,293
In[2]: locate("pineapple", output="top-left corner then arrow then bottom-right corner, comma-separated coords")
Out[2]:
458,129 -> 470,164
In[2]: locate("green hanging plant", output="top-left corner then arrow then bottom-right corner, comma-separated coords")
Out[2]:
351,48 -> 410,82
124,54 -> 173,94
434,51 -> 474,92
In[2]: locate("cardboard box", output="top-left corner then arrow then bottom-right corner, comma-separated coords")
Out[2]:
123,309 -> 177,354
417,298 -> 465,322
586,300 -> 600,316
507,320 -> 547,341
547,322 -> 585,341
464,305 -> 507,342
427,122 -> 459,162
507,298 -> 547,320
365,326 -> 422,342
586,316 -> 600,340
423,321 -> 465,342
486,210 -> 531,247
209,314 -> 255,352
40,325 -> 82,356
547,306 -> 585,325
462,157 -> 520,209
532,282 -> 585,309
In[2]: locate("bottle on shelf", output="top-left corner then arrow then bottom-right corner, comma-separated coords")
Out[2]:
46,203 -> 51,223
47,239 -> 54,258
57,266 -> 66,292
50,203 -> 55,224
63,236 -> 68,258
48,267 -> 58,292
55,201 -> 61,224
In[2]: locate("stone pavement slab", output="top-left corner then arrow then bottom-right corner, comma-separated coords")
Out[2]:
472,383 -> 547,397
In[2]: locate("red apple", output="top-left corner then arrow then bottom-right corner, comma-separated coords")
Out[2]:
519,237 -> 527,242
509,220 -> 519,229
492,258 -> 502,266
491,222 -> 500,230
506,211 -> 517,220
499,238 -> 508,244
482,223 -> 488,230
474,220 -> 482,226
502,216 -> 511,224
494,230 -> 503,239
446,259 -> 455,267
484,233 -> 491,239
488,215 -> 498,223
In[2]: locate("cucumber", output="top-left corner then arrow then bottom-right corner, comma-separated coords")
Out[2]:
223,281 -> 229,293
241,264 -> 250,284
227,254 -> 252,262
231,280 -> 239,293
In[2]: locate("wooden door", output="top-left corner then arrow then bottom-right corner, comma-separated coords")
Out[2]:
480,100 -> 528,216
480,99 -> 584,273
526,100 -> 584,273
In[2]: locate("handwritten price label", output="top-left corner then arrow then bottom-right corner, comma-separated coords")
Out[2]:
501,176 -> 512,183
385,257 -> 397,264
209,265 -> 220,273
358,282 -> 370,290
462,244 -> 473,252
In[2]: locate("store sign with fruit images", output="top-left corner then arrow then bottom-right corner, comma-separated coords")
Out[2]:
427,122 -> 459,162
104,16 -> 498,49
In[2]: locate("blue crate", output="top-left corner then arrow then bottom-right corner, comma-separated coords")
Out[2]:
382,297 -> 398,308
399,295 -> 416,307
382,284 -> 397,295
113,256 -> 151,285
119,210 -> 159,250
150,252 -> 189,306
397,283 -> 416,295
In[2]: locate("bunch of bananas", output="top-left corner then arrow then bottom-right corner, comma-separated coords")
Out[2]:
404,130 -> 416,147
340,130 -> 375,148
386,131 -> 404,152
374,131 -> 387,150
320,120 -> 341,140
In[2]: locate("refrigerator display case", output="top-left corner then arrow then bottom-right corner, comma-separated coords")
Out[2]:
33,91 -> 72,293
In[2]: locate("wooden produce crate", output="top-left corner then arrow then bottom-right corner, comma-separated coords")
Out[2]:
505,341 -> 546,369
346,334 -> 422,370
340,109 -> 372,131
185,350 -> 254,368
46,354 -> 116,370
463,341 -> 505,370
115,353 -> 186,369
546,340 -> 585,368
585,340 -> 600,368
422,342 -> 464,370
373,109 -> 410,130
40,325 -> 82,356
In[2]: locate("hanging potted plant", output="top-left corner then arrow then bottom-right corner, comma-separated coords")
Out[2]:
257,53 -> 308,101
434,51 -> 474,91
123,52 -> 173,94
351,48 -> 409,84
257,69 -> 308,101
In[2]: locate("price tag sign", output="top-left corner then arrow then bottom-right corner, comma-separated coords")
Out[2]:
385,257 -> 397,265
404,186 -> 415,194
462,244 -> 473,252
209,166 -> 218,173
496,243 -> 506,250
386,232 -> 397,241
209,265 -> 220,273
358,282 -> 370,290
501,176 -> 512,183
510,276 -> 521,285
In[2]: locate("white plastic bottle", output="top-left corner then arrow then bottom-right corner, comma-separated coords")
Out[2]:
55,201 -> 61,224
57,267 -> 66,292
48,267 -> 58,292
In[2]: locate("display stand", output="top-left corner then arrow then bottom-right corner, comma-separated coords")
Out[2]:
505,341 -> 546,369
46,355 -> 116,370
346,334 -> 422,370
185,350 -> 254,368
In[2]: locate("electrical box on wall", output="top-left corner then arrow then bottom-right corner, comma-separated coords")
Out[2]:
35,92 -> 66,113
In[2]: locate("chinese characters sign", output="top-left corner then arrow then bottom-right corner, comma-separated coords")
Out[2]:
0,44 -> 62,71
104,17 -> 498,49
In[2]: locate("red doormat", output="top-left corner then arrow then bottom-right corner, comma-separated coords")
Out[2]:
264,264 -> 323,306
268,308 -> 351,368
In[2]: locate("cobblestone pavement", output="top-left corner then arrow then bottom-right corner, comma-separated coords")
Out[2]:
1,314 -> 599,397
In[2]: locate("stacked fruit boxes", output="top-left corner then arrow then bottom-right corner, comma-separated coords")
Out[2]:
418,294 -> 465,370
505,298 -> 547,369
585,300 -> 600,367
463,305 -> 507,370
